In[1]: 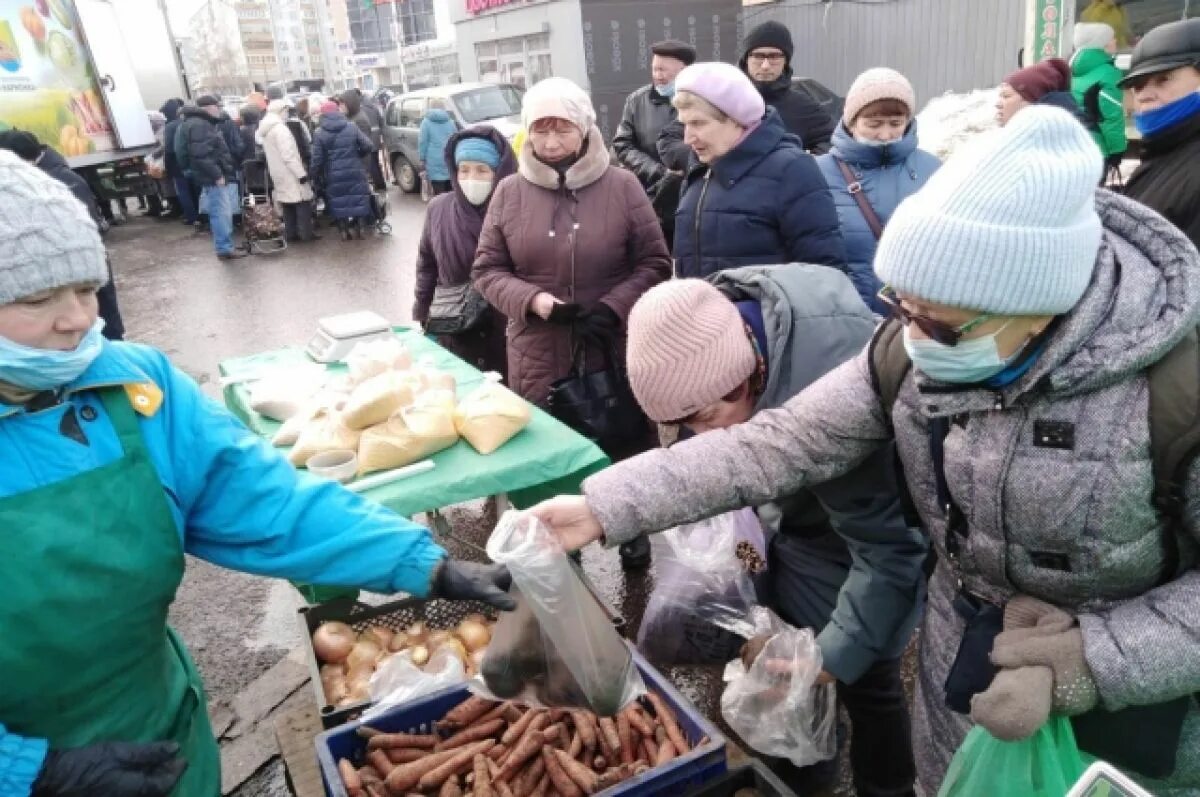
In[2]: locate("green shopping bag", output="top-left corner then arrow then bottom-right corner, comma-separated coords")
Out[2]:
939,717 -> 1095,797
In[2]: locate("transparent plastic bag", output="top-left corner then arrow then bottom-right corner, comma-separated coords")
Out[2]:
346,338 -> 412,385
454,373 -> 531,455
363,647 -> 467,722
342,370 -> 416,431
248,364 -> 328,421
720,624 -> 837,767
471,512 -> 646,715
938,718 -> 1092,797
637,509 -> 767,666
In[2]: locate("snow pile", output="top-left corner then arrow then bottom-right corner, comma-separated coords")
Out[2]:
916,88 -> 1001,162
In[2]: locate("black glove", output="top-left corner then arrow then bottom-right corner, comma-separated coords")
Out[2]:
573,305 -> 621,345
298,175 -> 309,185
34,741 -> 187,797
430,560 -> 517,610
1105,152 -> 1125,171
546,302 -> 583,325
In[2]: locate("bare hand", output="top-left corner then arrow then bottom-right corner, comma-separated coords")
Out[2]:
526,496 -> 604,552
530,292 -> 561,321
216,177 -> 226,187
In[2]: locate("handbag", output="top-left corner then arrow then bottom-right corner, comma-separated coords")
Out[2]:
425,283 -> 490,336
548,344 -> 646,450
834,158 -> 885,240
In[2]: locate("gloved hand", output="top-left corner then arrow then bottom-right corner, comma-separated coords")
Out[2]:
33,740 -> 187,797
546,302 -> 583,325
573,305 -> 621,345
430,559 -> 517,610
1105,152 -> 1125,171
970,596 -> 1098,739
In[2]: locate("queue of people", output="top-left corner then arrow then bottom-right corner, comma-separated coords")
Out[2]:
2,12 -> 1200,797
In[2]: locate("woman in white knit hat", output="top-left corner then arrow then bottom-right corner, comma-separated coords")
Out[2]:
471,75 -> 671,569
816,67 -> 941,314
0,152 -> 515,797
532,105 -> 1200,794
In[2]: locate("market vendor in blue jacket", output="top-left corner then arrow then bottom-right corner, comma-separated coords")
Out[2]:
0,151 -> 514,797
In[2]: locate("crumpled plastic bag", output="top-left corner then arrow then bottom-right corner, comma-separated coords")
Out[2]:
938,718 -> 1092,797
346,337 -> 412,385
471,512 -> 645,714
637,509 -> 766,667
248,364 -> 328,421
720,621 -> 837,767
363,647 -> 467,722
288,412 -> 361,467
356,405 -> 458,475
454,376 -> 531,455
342,371 -> 416,431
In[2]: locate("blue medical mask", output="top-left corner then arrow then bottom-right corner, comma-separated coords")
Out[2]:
657,82 -> 676,99
902,321 -> 1019,384
0,319 -> 106,391
1134,90 -> 1200,137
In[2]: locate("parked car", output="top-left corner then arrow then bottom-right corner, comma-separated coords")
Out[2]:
383,82 -> 523,193
792,77 -> 845,124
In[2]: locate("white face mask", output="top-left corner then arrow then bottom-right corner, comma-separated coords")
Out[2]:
459,178 -> 494,206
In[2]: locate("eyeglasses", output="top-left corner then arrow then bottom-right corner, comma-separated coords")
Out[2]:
876,286 -> 993,347
747,52 -> 787,65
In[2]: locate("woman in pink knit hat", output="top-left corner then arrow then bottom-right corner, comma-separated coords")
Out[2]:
670,62 -> 846,280
816,67 -> 941,314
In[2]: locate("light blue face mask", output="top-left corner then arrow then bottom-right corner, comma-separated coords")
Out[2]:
0,319 -> 106,391
902,321 -> 1018,384
657,82 -> 676,99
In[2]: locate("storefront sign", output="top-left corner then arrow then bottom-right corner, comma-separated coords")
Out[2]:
466,0 -> 519,16
1033,0 -> 1066,60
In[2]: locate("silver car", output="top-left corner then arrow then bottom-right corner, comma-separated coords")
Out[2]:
383,82 -> 523,193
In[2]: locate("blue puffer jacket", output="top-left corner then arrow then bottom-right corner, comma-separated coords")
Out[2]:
0,341 -> 446,797
312,112 -> 373,220
418,109 -> 458,182
673,109 -> 846,280
817,121 -> 941,313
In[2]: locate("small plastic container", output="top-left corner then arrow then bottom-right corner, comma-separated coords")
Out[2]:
306,449 -> 358,483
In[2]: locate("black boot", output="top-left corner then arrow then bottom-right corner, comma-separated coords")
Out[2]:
618,535 -> 651,570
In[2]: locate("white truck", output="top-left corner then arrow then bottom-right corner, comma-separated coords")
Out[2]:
0,0 -> 187,202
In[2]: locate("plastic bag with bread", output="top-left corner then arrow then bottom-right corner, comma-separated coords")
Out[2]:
357,404 -> 459,475
454,375 -> 531,454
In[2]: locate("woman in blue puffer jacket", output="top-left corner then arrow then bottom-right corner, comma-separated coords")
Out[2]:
312,100 -> 374,239
817,68 -> 941,314
671,62 -> 847,280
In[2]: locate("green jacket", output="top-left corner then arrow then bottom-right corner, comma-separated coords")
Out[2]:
1071,48 -> 1128,158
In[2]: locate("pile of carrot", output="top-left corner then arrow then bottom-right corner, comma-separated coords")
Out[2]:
336,693 -> 709,797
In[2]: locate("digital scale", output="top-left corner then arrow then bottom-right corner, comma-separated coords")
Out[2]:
305,311 -> 395,363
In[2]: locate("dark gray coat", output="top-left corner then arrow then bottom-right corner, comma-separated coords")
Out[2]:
612,84 -> 675,191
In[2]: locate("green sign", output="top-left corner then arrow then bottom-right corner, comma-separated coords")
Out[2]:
1034,0 -> 1067,60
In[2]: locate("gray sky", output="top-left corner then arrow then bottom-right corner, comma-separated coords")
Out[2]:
165,0 -> 206,33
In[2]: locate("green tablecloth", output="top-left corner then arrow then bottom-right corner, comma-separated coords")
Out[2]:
219,327 -> 610,518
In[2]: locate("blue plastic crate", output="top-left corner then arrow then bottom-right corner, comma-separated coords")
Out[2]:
680,761 -> 797,796
316,646 -> 728,796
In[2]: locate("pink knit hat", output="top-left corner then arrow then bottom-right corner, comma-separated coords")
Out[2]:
843,68 -> 917,124
675,62 -> 765,128
319,100 -> 339,114
626,280 -> 758,423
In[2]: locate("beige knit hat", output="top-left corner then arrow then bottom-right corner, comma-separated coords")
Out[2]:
626,280 -> 757,423
843,67 -> 917,124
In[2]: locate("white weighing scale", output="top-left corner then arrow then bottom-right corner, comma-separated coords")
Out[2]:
305,311 -> 394,363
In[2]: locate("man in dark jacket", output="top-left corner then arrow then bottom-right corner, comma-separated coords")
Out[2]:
739,21 -> 835,152
622,270 -> 924,797
1121,17 -> 1200,250
175,96 -> 246,259
613,39 -> 695,194
341,90 -> 386,190
161,98 -> 198,225
0,130 -> 126,340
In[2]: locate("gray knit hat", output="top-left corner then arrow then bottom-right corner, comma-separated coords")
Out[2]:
0,150 -> 107,305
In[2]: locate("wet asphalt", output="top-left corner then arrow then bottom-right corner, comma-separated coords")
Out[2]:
105,189 -> 864,796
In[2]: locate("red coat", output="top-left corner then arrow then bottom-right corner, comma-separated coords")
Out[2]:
472,127 -> 671,404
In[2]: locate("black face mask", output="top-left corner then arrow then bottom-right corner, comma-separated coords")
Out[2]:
533,135 -> 589,180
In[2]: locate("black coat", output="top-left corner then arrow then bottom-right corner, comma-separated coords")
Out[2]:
162,118 -> 183,177
673,109 -> 846,279
311,112 -> 373,220
219,115 -> 246,172
613,84 -> 675,191
750,71 -> 835,153
175,106 -> 235,187
1124,113 -> 1200,250
37,147 -> 99,225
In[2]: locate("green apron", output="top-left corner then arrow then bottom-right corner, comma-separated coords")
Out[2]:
0,389 -> 220,797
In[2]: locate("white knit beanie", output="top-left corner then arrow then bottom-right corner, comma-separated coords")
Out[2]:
1074,22 -> 1116,51
521,77 -> 596,134
874,105 -> 1103,315
0,150 -> 107,306
843,68 -> 917,124
626,279 -> 757,423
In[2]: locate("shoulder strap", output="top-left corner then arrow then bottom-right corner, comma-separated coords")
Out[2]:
1082,83 -> 1104,132
1147,327 -> 1200,580
868,318 -> 912,424
834,157 -> 885,240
